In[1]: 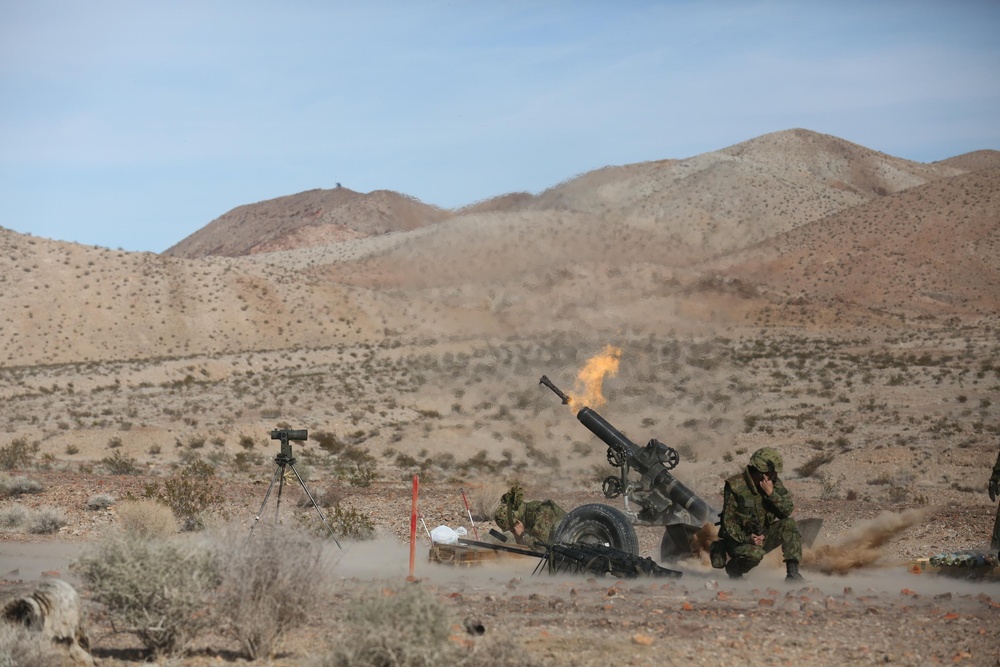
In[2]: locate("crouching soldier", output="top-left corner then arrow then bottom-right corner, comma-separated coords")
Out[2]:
493,485 -> 566,549
713,447 -> 805,582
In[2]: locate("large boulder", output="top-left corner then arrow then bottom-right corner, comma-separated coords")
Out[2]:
2,578 -> 94,666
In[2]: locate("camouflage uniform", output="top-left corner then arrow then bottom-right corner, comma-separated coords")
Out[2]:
716,448 -> 803,580
989,448 -> 1000,552
493,485 -> 566,549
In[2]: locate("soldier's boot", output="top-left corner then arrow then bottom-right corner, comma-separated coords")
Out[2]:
725,560 -> 744,580
785,560 -> 805,582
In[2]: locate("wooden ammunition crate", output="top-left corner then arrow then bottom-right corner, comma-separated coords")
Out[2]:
428,542 -> 503,566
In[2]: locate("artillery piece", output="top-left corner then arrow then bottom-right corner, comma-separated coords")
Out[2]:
540,375 -> 720,561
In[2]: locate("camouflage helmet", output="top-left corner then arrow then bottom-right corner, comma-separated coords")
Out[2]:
493,485 -> 525,531
748,447 -> 783,474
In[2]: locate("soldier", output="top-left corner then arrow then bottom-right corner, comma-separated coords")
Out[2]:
493,485 -> 566,549
714,447 -> 805,581
989,447 -> 1000,553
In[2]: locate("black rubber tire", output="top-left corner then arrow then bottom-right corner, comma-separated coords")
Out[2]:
553,503 -> 639,555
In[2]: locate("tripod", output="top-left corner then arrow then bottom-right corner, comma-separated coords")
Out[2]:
250,429 -> 341,549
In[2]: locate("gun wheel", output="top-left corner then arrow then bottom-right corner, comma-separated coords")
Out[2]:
553,503 -> 638,555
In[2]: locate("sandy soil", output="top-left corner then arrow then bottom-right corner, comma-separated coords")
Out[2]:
2,473 -> 999,666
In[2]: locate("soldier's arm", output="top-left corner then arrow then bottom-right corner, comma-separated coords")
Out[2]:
720,483 -> 751,544
763,479 -> 794,519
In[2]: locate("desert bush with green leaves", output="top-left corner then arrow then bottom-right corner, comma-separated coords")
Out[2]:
144,459 -> 224,530
0,437 -> 37,470
325,505 -> 376,540
100,450 -> 141,475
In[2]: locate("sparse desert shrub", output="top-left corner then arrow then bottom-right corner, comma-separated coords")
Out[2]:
795,453 -> 835,478
146,460 -> 224,530
213,525 -> 335,660
314,584 -> 452,667
0,437 -> 37,470
312,430 -> 344,455
100,450 -> 141,475
117,499 -> 178,538
311,584 -> 532,667
0,623 -> 60,667
327,505 -> 375,541
0,505 -> 28,530
73,532 -> 220,657
345,463 -> 377,488
470,481 -> 507,522
0,474 -> 43,497
239,434 -> 256,450
86,492 -> 115,510
233,450 -> 264,472
297,485 -> 342,509
28,506 -> 66,534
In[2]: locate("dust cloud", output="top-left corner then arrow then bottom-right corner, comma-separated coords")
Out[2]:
804,508 -> 928,574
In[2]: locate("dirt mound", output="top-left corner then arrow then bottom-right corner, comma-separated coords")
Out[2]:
162,187 -> 450,258
935,149 -> 1000,172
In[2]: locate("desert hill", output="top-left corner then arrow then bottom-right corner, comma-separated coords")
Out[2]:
297,129 -> 970,292
934,149 -> 1000,172
711,166 -> 1000,318
163,187 -> 450,259
3,128 -> 997,369
1,128 -> 998,503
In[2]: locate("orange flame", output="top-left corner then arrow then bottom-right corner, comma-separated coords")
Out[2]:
568,345 -> 622,410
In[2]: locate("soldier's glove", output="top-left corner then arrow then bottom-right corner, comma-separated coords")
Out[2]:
989,475 -> 999,503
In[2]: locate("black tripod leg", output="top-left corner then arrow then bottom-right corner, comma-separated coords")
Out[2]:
250,464 -> 283,537
275,464 -> 287,523
288,463 -> 342,549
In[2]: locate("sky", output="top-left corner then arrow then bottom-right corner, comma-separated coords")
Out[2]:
2,1 -> 999,253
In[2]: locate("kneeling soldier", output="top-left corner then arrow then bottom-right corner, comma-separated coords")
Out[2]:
714,447 -> 804,582
493,485 -> 566,550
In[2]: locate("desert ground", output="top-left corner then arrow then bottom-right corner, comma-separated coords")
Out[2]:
1,129 -> 999,665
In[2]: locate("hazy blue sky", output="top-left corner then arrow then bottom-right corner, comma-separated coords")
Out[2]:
2,1 -> 998,252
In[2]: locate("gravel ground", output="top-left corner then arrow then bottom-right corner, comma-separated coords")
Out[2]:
2,472 -> 999,666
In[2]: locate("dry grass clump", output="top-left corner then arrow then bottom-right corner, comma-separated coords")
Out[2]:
0,505 -> 28,530
470,480 -> 508,521
86,492 -> 115,510
0,623 -> 60,667
116,499 -> 178,538
27,506 -> 67,534
212,524 -> 336,660
73,532 -> 220,657
0,474 -> 43,497
311,584 -> 534,667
